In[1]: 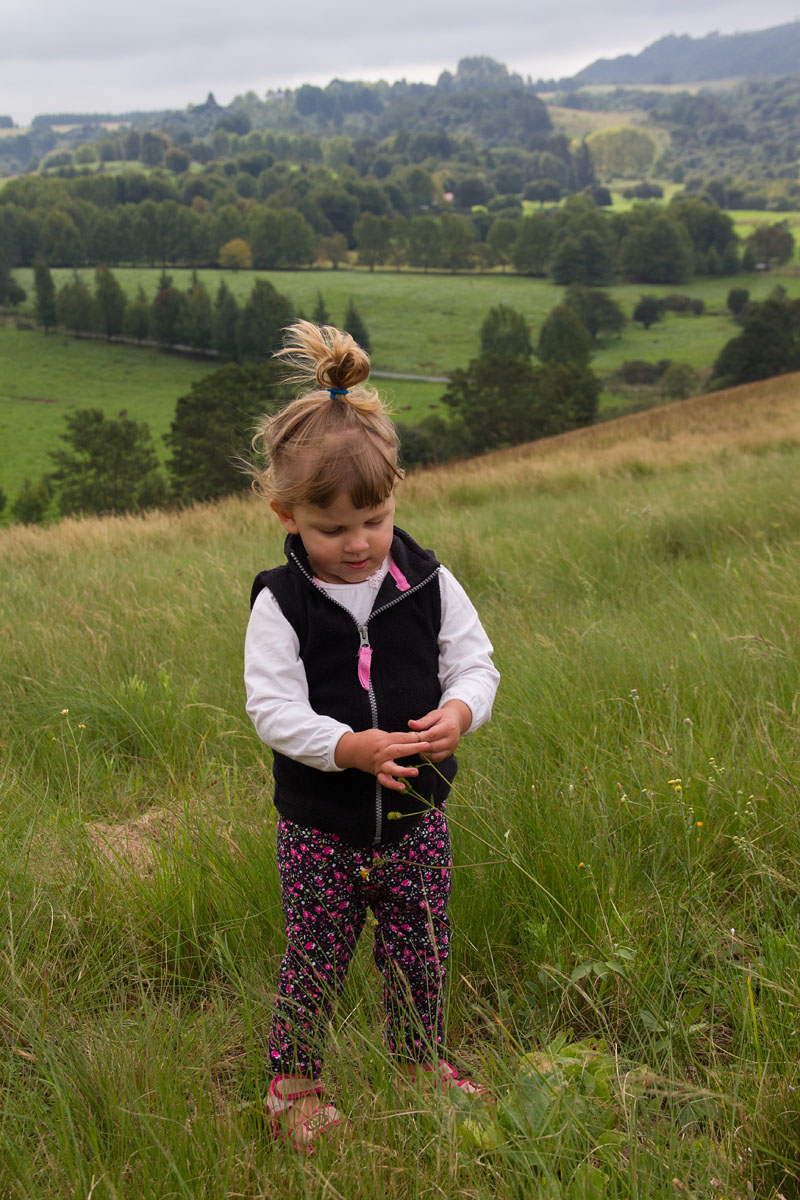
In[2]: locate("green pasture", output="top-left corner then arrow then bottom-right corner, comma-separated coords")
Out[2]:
5,264 -> 800,506
1,430 -> 799,1197
0,327 -> 446,502
14,264 -> 800,377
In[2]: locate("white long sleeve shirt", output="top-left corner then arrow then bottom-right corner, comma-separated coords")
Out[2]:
244,561 -> 499,771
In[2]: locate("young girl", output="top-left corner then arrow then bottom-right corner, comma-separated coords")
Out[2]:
244,321 -> 499,1152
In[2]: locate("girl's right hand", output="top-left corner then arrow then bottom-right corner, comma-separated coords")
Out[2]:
334,729 -> 431,791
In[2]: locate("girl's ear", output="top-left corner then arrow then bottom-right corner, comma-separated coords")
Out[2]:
270,501 -> 299,534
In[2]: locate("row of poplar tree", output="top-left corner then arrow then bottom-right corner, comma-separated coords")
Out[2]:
26,260 -> 370,359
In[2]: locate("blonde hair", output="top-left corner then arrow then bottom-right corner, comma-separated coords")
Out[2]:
252,320 -> 403,510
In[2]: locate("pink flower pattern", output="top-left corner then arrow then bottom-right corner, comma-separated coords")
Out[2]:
269,811 -> 451,1078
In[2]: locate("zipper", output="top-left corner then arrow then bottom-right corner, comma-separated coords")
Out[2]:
288,550 -> 439,844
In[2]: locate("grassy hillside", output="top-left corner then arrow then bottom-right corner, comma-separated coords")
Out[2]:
2,374 -> 799,1197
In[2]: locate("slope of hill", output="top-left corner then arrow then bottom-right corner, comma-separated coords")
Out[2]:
2,370 -> 799,1197
570,22 -> 800,86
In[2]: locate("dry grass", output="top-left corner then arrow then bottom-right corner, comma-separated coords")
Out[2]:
86,807 -> 180,875
402,373 -> 800,503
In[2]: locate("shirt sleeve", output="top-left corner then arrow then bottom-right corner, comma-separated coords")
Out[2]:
437,567 -> 500,733
244,587 -> 351,772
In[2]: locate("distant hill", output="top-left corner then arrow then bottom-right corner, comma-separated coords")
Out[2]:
569,22 -> 800,86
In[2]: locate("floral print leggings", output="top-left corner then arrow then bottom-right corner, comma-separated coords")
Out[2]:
269,809 -> 452,1079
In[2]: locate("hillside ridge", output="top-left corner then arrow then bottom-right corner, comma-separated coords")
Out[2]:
568,21 -> 800,86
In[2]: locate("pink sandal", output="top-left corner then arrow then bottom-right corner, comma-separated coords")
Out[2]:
406,1059 -> 495,1103
265,1074 -> 347,1154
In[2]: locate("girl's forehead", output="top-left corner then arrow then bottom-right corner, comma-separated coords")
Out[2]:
302,492 -> 395,523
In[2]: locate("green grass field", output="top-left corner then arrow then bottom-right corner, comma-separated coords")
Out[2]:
2,377 -> 799,1197
4,264 -> 800,507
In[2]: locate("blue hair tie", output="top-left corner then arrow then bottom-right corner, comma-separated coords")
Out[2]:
328,387 -> 349,397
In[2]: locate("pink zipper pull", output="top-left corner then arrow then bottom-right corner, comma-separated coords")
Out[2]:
389,560 -> 410,591
357,628 -> 372,690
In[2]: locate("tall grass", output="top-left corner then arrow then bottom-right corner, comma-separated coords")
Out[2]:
1,387 -> 800,1197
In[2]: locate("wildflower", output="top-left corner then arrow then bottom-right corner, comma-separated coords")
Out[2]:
61,708 -> 69,715
696,821 -> 703,827
578,862 -> 585,869
359,867 -> 370,880
78,723 -> 86,729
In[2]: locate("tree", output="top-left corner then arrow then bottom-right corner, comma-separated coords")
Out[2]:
11,477 -> 51,525
343,298 -> 371,354
563,284 -> 626,340
551,229 -> 615,287
726,287 -> 750,318
312,291 -> 330,325
317,233 -> 349,269
93,265 -> 126,340
619,213 -> 694,285
166,362 -> 291,503
479,305 -> 531,360
524,179 -> 562,205
218,238 -> 253,270
48,409 -> 167,517
585,128 -> 656,179
150,276 -> 185,347
56,276 -> 93,337
453,176 -> 491,209
442,355 -> 598,453
438,213 -> 475,273
710,294 -> 800,389
404,217 -> 440,272
486,218 -> 518,271
632,295 -> 665,330
537,305 -> 592,367
511,213 -> 554,276
182,278 -> 213,352
354,212 -> 391,270
34,259 -> 57,332
0,248 -> 26,306
125,286 -> 151,344
140,130 -> 168,167
745,221 -> 795,268
213,279 -> 240,360
238,279 -> 294,360
661,363 -> 698,400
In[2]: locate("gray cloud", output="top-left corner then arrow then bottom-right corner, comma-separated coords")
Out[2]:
2,0 -> 799,124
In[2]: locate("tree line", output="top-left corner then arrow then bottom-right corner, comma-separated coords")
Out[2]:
21,259 -> 371,363
3,168 -> 792,287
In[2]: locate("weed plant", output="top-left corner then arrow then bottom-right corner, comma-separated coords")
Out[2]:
1,406 -> 799,1197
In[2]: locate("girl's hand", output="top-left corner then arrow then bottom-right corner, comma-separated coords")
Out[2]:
334,729 -> 432,792
408,700 -> 472,762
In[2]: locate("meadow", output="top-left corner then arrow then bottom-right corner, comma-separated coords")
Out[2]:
2,372 -> 799,1198
4,263 -> 800,505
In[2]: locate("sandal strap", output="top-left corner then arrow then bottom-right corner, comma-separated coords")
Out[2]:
267,1073 -> 325,1112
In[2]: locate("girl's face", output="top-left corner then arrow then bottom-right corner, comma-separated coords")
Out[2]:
271,492 -> 395,585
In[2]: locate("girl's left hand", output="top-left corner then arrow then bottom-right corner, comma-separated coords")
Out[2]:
408,700 -> 472,762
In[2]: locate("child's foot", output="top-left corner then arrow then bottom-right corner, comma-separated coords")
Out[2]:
403,1059 -> 494,1102
266,1074 -> 347,1154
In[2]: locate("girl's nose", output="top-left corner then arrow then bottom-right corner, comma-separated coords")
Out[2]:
344,529 -> 369,553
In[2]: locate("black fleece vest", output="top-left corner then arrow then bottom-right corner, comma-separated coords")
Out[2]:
250,527 -> 457,846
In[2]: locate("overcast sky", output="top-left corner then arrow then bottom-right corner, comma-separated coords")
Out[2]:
3,0 -> 800,127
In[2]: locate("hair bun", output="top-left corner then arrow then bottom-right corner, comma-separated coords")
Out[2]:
276,320 -> 370,393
